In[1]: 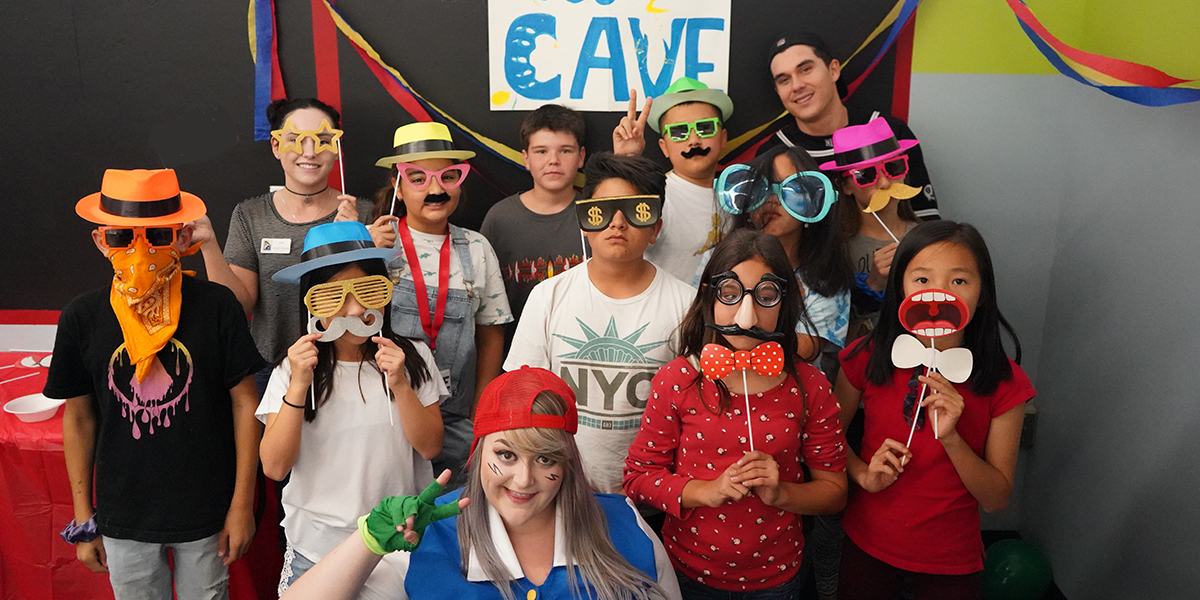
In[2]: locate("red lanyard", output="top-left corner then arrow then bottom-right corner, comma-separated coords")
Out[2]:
397,217 -> 451,349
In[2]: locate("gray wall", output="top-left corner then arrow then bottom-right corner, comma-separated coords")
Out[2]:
910,72 -> 1200,599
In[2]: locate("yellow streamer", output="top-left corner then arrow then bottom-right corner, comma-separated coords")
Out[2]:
321,0 -> 527,168
1057,54 -> 1200,90
248,0 -> 257,63
842,0 -> 905,71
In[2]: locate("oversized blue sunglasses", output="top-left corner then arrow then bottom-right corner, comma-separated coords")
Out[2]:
715,164 -> 836,223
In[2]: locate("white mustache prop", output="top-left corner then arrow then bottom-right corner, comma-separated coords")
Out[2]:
307,309 -> 384,342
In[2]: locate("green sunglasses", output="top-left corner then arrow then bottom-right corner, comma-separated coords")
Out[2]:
662,117 -> 721,142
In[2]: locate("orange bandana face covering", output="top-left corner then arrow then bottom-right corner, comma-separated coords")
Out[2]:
107,236 -> 184,382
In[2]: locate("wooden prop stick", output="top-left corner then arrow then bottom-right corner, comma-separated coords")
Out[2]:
307,309 -> 317,411
901,341 -> 939,467
337,139 -> 346,194
929,338 -> 939,439
871,211 -> 901,244
382,373 -> 394,427
742,369 -> 755,452
387,173 -> 401,219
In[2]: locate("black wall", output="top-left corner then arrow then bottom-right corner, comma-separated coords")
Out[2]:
0,0 -> 901,309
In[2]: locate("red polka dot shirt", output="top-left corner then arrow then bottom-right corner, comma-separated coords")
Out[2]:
623,356 -> 847,591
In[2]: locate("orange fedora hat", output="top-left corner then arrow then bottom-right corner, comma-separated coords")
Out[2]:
76,169 -> 206,226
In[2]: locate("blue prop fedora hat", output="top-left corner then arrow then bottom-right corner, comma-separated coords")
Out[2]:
273,221 -> 396,283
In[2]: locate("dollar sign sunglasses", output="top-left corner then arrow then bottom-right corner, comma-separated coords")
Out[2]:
574,194 -> 662,232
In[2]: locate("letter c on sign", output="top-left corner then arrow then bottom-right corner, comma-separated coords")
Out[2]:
505,13 -> 561,100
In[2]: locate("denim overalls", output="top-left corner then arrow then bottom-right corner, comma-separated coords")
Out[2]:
389,224 -> 477,486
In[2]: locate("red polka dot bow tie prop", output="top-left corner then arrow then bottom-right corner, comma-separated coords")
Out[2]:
700,341 -> 785,451
699,342 -> 785,379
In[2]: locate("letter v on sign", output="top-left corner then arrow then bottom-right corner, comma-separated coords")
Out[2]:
645,0 -> 667,13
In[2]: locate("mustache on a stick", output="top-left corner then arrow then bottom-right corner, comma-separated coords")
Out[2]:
863,183 -> 923,214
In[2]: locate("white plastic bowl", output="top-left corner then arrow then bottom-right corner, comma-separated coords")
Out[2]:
4,394 -> 66,423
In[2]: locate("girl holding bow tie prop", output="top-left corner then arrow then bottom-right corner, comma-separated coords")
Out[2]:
623,229 -> 849,596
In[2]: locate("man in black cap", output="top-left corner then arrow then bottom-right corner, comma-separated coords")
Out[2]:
759,33 -> 941,220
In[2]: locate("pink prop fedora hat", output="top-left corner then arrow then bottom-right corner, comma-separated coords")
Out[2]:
818,118 -> 919,171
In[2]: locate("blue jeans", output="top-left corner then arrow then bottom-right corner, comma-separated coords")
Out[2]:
675,570 -> 801,600
432,413 -> 475,490
278,544 -> 317,595
104,534 -> 228,600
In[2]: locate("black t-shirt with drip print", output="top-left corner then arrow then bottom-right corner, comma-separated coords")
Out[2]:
45,275 -> 265,543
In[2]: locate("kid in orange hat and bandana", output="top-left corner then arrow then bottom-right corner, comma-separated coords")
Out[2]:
45,169 -> 266,599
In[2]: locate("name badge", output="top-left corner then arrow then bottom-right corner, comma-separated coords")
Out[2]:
260,238 -> 291,254
440,368 -> 452,392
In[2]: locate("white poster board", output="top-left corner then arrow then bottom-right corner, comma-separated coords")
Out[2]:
488,0 -> 731,112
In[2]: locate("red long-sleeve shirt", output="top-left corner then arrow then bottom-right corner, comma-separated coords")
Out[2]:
624,357 -> 847,591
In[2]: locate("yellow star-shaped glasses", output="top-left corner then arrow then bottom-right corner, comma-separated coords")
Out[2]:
271,119 -> 344,155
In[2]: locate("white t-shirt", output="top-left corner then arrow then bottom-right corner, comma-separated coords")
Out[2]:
504,261 -> 693,493
643,172 -> 726,285
255,341 -> 448,564
388,226 -> 513,326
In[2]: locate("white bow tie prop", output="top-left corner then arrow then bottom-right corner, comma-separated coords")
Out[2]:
892,289 -> 973,459
891,334 -> 974,384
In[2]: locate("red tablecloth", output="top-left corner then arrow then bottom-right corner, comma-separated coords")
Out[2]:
0,311 -> 281,600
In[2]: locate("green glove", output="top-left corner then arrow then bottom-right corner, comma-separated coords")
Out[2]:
358,480 -> 463,554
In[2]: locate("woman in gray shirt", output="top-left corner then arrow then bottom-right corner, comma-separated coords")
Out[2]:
192,97 -> 372,375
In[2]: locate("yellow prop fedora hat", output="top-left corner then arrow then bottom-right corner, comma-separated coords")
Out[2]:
375,122 -> 475,168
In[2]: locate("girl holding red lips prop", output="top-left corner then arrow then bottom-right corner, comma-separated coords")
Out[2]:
834,221 -> 1035,599
624,229 -> 848,597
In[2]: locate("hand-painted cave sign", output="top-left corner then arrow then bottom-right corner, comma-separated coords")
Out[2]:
488,0 -> 731,112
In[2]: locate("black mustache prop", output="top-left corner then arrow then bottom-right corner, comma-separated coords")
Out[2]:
424,193 -> 451,205
705,322 -> 786,342
680,146 -> 712,159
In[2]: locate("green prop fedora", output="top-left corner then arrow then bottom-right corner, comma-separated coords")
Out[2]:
647,77 -> 734,134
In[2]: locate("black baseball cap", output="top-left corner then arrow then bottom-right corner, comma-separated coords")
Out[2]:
766,32 -> 847,98
767,32 -> 836,67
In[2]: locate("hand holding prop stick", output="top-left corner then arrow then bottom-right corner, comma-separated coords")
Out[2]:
891,289 -> 973,466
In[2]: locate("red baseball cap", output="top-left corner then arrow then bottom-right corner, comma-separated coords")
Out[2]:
472,367 -> 578,452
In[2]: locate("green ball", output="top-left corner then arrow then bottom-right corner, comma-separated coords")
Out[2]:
982,539 -> 1053,600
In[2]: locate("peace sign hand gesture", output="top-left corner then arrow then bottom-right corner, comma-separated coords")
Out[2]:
613,89 -> 653,157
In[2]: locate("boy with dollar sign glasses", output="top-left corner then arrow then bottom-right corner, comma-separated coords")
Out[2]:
505,152 -> 694,495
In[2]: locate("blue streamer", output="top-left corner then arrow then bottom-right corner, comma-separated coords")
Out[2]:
253,0 -> 276,141
1015,19 -> 1200,107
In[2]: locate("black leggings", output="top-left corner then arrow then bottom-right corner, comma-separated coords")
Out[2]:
838,537 -> 981,600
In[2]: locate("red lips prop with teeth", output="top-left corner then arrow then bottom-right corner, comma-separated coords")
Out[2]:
899,289 -> 970,338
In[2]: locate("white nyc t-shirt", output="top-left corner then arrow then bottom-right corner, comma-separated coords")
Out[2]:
504,262 -> 693,493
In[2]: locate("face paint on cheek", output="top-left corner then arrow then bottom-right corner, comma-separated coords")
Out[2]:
488,462 -> 503,476
546,473 -> 559,481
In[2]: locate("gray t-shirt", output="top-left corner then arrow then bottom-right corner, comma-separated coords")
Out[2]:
223,193 -> 373,361
479,193 -> 587,324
